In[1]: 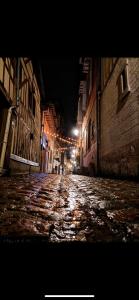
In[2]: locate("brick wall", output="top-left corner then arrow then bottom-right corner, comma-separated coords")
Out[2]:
100,58 -> 139,178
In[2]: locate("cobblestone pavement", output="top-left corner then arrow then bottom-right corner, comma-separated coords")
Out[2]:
0,173 -> 139,241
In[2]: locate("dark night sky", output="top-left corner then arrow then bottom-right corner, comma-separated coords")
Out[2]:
39,57 -> 80,136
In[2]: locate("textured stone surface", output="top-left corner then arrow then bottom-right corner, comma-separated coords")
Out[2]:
100,58 -> 139,177
0,174 -> 139,241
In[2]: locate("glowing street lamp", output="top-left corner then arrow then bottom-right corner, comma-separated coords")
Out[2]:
72,149 -> 76,154
72,128 -> 79,136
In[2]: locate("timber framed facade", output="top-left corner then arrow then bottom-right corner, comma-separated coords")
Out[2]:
0,57 -> 41,174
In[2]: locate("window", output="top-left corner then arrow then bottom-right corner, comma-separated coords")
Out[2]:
29,87 -> 36,116
29,88 -> 32,110
117,64 -> 130,102
15,59 -> 22,85
121,69 -> 127,92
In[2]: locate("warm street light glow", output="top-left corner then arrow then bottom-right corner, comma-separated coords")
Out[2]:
72,149 -> 76,154
72,128 -> 79,136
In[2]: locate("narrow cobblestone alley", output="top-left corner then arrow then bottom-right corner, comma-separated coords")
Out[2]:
0,174 -> 139,242
1,54 -> 139,300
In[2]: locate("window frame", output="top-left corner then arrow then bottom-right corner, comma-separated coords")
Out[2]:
117,62 -> 130,102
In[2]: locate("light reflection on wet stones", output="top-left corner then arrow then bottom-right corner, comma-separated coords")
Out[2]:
0,174 -> 139,241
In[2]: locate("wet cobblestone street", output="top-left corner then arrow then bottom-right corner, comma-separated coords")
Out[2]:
0,174 -> 139,241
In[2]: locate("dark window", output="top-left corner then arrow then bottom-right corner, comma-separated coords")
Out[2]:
29,89 -> 32,110
15,59 -> 22,85
121,69 -> 127,92
10,59 -> 22,86
29,88 -> 35,116
117,64 -> 130,102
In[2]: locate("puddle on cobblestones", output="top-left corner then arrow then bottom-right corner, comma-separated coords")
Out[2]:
67,192 -> 78,210
0,174 -> 139,241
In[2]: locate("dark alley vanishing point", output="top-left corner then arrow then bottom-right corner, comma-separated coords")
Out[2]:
0,173 -> 139,241
0,58 -> 139,242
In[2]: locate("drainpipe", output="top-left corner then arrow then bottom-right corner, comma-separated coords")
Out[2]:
0,106 -> 16,174
10,120 -> 15,155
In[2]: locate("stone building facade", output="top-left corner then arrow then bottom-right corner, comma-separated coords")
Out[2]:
0,58 -> 41,175
100,58 -> 139,178
77,57 -> 139,179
